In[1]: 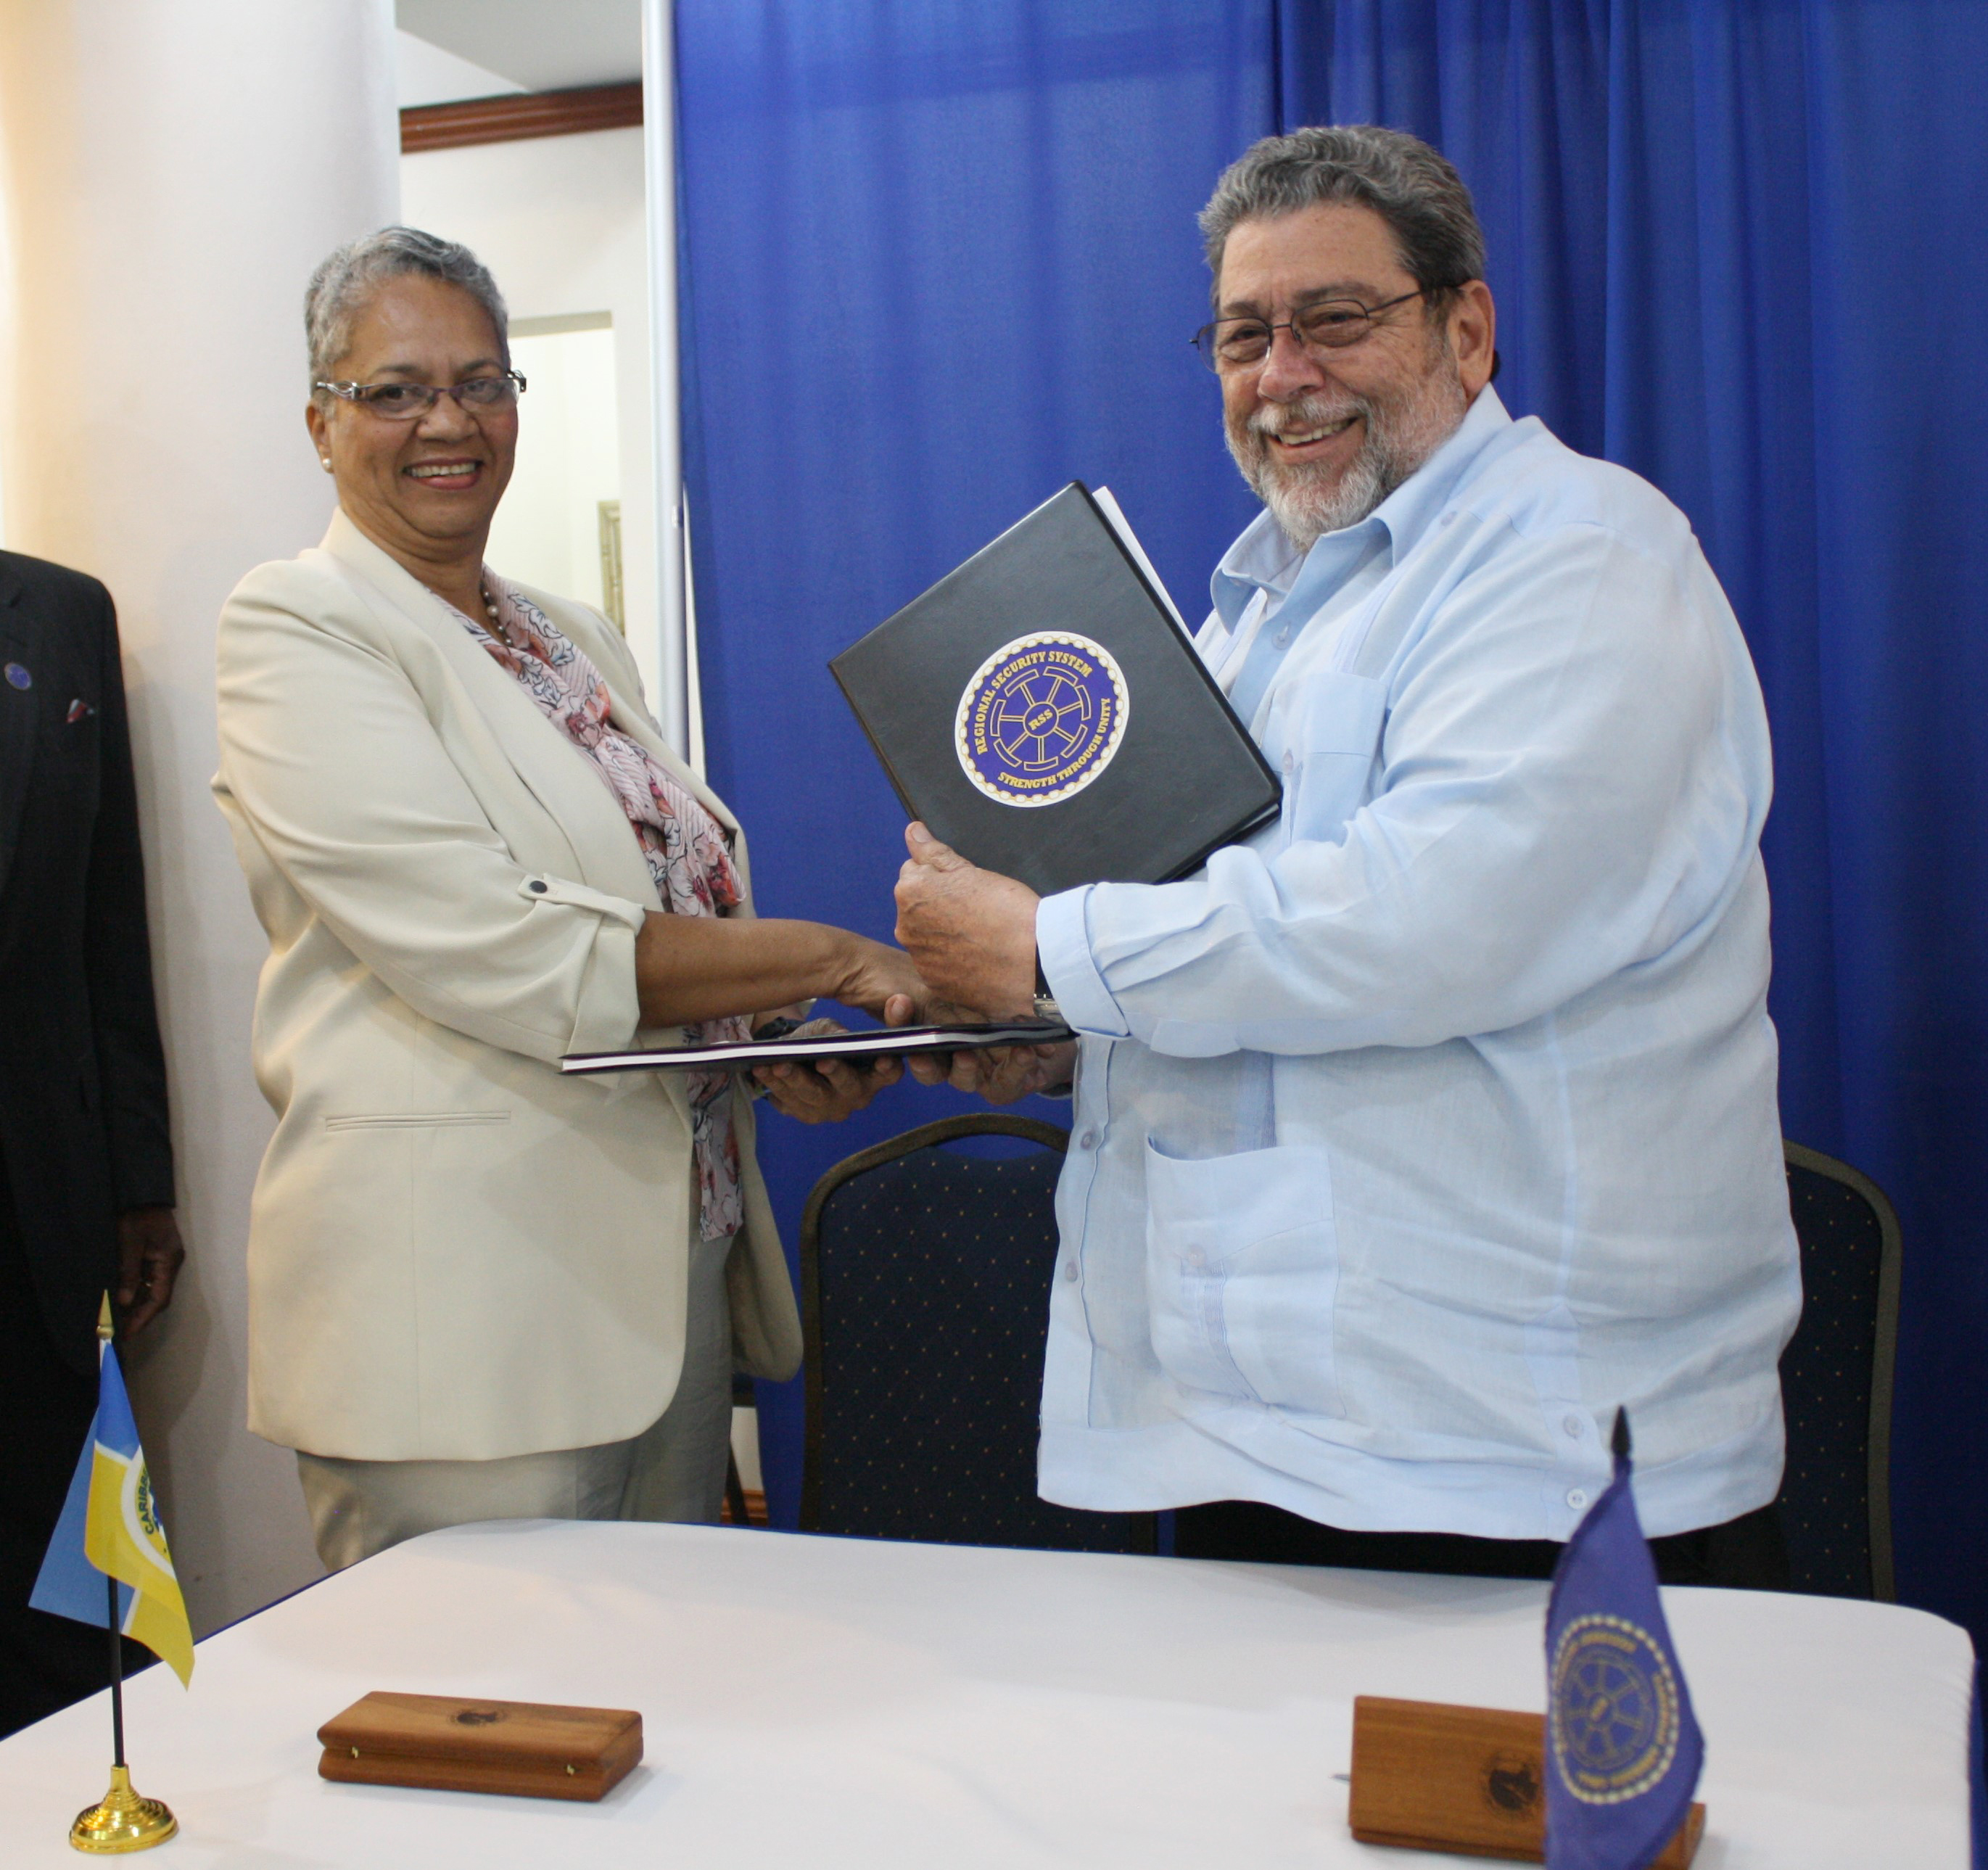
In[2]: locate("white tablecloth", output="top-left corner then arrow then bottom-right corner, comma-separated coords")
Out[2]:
0,1520 -> 1973,1866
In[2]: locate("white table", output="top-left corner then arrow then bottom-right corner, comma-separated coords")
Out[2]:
0,1521 -> 1973,1866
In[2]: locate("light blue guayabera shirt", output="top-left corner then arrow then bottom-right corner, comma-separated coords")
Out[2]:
1033,387 -> 1801,1541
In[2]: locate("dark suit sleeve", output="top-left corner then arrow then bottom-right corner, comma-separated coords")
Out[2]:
81,585 -> 174,1210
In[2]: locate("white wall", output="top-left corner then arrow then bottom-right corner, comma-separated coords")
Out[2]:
0,0 -> 400,1633
491,321 -> 624,617
401,128 -> 661,703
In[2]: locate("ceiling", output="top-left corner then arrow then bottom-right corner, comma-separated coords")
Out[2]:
395,33 -> 521,109
396,0 -> 641,94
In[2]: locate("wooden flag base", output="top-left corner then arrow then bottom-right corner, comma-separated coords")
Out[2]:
1348,1697 -> 1704,1866
317,1692 -> 643,1802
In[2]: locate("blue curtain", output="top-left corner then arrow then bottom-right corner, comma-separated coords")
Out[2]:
677,0 -> 1988,1654
675,0 -> 1279,1532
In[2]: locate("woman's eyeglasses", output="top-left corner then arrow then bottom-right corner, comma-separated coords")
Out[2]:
315,371 -> 528,419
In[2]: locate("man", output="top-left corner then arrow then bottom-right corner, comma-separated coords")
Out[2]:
0,551 -> 185,1735
894,125 -> 1799,1585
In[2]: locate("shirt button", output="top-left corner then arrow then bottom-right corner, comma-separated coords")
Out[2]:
1076,1129 -> 1097,1150
1061,1259 -> 1078,1282
528,880 -> 548,894
1280,751 -> 1295,775
1565,1487 -> 1589,1511
1562,1414 -> 1583,1438
1274,625 -> 1292,648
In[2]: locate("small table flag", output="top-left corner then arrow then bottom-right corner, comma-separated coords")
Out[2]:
30,1300 -> 194,1687
1545,1409 -> 1702,1869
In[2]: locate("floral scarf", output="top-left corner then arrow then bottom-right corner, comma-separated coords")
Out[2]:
447,576 -> 748,1240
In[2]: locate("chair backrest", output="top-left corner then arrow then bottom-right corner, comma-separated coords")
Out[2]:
799,1113 -> 1155,1555
1777,1140 -> 1902,1601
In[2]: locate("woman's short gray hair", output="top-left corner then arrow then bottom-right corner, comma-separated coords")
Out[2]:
1199,125 -> 1486,310
305,226 -> 509,400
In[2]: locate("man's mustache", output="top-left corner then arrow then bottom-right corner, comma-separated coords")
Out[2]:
1245,394 -> 1372,446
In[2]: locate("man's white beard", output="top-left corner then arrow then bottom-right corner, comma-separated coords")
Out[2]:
1229,357 -> 1469,551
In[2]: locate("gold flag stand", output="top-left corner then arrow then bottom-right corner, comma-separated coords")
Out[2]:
67,1302 -> 176,1853
70,1765 -> 177,1855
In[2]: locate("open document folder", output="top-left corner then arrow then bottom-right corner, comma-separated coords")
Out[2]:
561,1018 -> 1075,1076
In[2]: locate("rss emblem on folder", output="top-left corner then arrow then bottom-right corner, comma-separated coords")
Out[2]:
954,630 -> 1129,807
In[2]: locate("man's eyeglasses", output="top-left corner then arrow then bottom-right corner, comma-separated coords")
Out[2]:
1191,289 -> 1427,372
315,371 -> 528,419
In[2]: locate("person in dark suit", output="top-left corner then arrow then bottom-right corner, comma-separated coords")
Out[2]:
0,550 -> 185,1738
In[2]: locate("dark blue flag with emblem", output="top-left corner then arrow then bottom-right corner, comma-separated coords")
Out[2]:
1545,1411 -> 1703,1869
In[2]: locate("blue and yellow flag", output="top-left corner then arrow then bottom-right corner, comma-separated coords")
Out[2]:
1544,1411 -> 1701,1870
29,1301 -> 194,1687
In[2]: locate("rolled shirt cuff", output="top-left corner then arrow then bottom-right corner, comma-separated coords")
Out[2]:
1034,886 -> 1130,1039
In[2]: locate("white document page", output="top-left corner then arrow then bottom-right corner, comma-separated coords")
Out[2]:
1092,485 -> 1192,638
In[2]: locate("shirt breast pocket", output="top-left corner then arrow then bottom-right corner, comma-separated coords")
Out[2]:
1143,1136 -> 1344,1419
1277,672 -> 1387,846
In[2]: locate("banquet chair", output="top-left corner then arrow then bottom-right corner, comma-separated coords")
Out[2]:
1775,1140 -> 1902,1601
798,1112 -> 1155,1554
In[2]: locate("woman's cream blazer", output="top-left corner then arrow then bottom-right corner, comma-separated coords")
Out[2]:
213,510 -> 801,1462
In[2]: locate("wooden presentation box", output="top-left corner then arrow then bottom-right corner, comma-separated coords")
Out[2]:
1348,1695 -> 1704,1866
317,1691 -> 643,1803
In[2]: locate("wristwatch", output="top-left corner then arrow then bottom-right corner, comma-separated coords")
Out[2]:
1032,949 -> 1060,1023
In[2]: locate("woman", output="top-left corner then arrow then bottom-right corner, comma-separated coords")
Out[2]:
214,227 -> 917,1569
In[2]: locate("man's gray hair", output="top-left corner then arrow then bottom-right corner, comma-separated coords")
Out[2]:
1199,125 -> 1485,308
305,226 -> 508,400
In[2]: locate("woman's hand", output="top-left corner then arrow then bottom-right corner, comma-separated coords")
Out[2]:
752,1018 -> 902,1123
754,1052 -> 902,1123
833,932 -> 929,1028
635,914 -> 928,1031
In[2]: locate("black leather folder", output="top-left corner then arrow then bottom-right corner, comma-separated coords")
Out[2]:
561,1018 -> 1076,1075
830,483 -> 1281,897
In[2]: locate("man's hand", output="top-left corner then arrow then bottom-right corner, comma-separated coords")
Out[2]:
116,1206 -> 185,1337
904,1039 -> 1077,1103
894,823 -> 1039,1016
